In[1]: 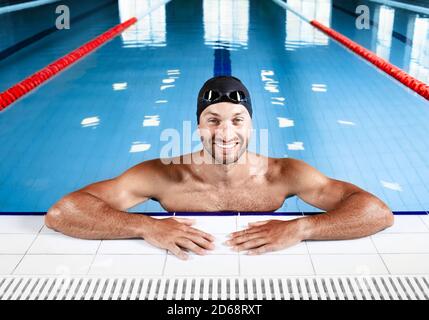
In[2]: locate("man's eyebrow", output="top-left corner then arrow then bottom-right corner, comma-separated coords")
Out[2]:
204,111 -> 245,117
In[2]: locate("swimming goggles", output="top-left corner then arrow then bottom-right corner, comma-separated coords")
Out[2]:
202,89 -> 248,104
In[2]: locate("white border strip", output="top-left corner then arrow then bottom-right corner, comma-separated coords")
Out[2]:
369,0 -> 429,16
271,0 -> 311,23
0,0 -> 61,15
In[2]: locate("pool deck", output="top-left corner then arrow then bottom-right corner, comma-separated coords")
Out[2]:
1,214 -> 428,277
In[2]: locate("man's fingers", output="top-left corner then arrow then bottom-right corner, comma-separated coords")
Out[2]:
248,220 -> 270,227
227,231 -> 264,246
185,233 -> 215,250
229,226 -> 266,238
172,217 -> 195,225
186,226 -> 215,242
176,238 -> 207,256
169,244 -> 189,260
247,244 -> 275,255
233,238 -> 267,251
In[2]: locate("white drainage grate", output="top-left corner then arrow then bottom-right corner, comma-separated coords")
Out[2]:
0,276 -> 428,300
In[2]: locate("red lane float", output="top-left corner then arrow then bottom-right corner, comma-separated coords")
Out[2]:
310,20 -> 429,101
0,17 -> 137,111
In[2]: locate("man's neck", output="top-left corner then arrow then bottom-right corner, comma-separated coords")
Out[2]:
194,150 -> 252,187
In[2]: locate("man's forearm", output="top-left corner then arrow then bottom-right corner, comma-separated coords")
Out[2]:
45,191 -> 153,240
298,192 -> 394,240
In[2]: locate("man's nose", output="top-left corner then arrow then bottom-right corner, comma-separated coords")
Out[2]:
216,122 -> 235,141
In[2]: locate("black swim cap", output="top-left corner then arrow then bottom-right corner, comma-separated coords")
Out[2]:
196,76 -> 252,124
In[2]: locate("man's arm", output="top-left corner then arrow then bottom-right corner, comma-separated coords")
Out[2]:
45,160 -> 215,260
288,158 -> 394,240
44,161 -> 157,240
225,158 -> 394,255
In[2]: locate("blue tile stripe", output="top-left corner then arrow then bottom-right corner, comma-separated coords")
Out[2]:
0,0 -> 115,61
213,48 -> 232,76
0,211 -> 427,216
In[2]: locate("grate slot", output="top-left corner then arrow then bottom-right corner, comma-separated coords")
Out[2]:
112,278 -> 124,300
411,277 -> 428,300
380,276 -> 397,300
39,278 -> 56,300
339,277 -> 353,300
65,278 -> 81,300
204,278 -> 211,300
120,278 -> 133,300
388,277 -> 406,300
314,278 -> 326,300
297,278 -> 307,300
184,278 -> 191,300
139,278 -> 150,300
4,278 -> 23,300
3,278 -> 22,300
373,277 -> 389,300
130,279 -> 142,300
399,277 -> 417,300
11,278 -> 31,300
0,278 -> 15,299
272,278 -> 281,300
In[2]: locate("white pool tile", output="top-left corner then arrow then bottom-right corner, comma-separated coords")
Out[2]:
14,255 -> 93,275
240,255 -> 314,276
40,225 -> 59,234
0,234 -> 36,254
0,255 -> 23,275
379,215 -> 429,233
420,215 -> 429,230
311,254 -> 388,275
237,215 -> 303,231
188,215 -> 237,234
89,255 -> 165,276
164,254 -> 239,276
307,237 -> 378,254
268,242 -> 308,255
0,216 -> 44,233
28,234 -> 100,254
212,234 -> 238,254
98,239 -> 166,254
381,254 -> 429,274
372,233 -> 429,253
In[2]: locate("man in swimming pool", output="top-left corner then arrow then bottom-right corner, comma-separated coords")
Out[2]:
45,76 -> 394,260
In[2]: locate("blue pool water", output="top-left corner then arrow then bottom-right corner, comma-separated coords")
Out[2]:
0,0 -> 428,214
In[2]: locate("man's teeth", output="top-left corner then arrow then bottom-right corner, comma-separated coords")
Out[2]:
215,142 -> 236,149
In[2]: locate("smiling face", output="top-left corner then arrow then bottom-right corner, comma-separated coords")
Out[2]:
198,102 -> 252,164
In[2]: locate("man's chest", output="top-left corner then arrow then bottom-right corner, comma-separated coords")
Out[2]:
159,184 -> 286,212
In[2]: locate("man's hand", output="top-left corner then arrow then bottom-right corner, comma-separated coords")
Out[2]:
142,217 -> 216,260
225,219 -> 305,255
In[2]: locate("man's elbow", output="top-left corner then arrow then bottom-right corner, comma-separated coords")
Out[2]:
45,205 -> 63,230
374,199 -> 394,230
45,196 -> 73,231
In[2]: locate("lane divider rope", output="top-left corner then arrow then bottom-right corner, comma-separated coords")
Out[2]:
0,17 -> 137,111
310,20 -> 429,100
272,0 -> 429,101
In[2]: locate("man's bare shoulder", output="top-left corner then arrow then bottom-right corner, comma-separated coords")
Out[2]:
122,157 -> 187,183
274,157 -> 318,182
